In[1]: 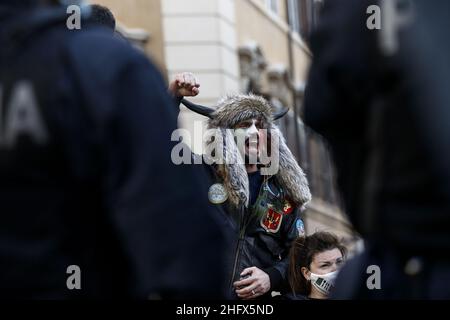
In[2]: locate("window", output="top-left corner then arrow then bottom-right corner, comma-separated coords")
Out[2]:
304,127 -> 342,206
265,0 -> 278,14
288,0 -> 300,34
299,0 -> 313,40
288,0 -> 325,44
311,0 -> 325,31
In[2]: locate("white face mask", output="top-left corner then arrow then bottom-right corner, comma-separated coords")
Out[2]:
309,270 -> 339,296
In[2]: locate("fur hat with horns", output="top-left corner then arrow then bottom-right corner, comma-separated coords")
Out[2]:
182,94 -> 311,209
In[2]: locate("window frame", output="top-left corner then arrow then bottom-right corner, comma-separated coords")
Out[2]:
265,0 -> 279,14
288,0 -> 325,44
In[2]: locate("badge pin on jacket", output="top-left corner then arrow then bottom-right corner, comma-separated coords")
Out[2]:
208,183 -> 228,204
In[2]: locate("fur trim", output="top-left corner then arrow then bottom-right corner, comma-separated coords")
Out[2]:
207,94 -> 311,208
215,128 -> 249,207
210,94 -> 272,128
270,125 -> 311,206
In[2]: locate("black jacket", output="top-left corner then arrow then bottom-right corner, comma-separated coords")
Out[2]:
219,173 -> 299,296
0,4 -> 227,299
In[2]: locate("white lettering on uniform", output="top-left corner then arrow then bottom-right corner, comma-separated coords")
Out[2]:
0,81 -> 49,148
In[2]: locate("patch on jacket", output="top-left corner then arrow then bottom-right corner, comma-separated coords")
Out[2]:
260,208 -> 283,233
296,218 -> 305,236
282,200 -> 293,214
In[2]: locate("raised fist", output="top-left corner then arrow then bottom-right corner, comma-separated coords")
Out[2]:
168,72 -> 200,98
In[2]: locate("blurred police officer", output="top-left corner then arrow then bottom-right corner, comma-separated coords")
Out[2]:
304,0 -> 450,299
0,0 -> 227,299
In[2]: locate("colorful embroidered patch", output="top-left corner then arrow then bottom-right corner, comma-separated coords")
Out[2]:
261,208 -> 283,233
296,219 -> 305,236
282,200 -> 293,214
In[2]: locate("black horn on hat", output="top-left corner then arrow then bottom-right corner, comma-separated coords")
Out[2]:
181,99 -> 214,119
273,107 -> 289,120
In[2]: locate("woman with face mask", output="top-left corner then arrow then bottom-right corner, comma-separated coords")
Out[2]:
286,232 -> 347,300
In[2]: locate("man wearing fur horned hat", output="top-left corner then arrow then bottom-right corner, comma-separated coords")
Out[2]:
169,73 -> 311,299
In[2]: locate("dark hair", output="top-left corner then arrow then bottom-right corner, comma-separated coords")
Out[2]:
87,4 -> 116,31
288,231 -> 347,297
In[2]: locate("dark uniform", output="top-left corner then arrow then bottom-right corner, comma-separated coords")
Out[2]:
0,1 -> 227,299
304,0 -> 450,298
